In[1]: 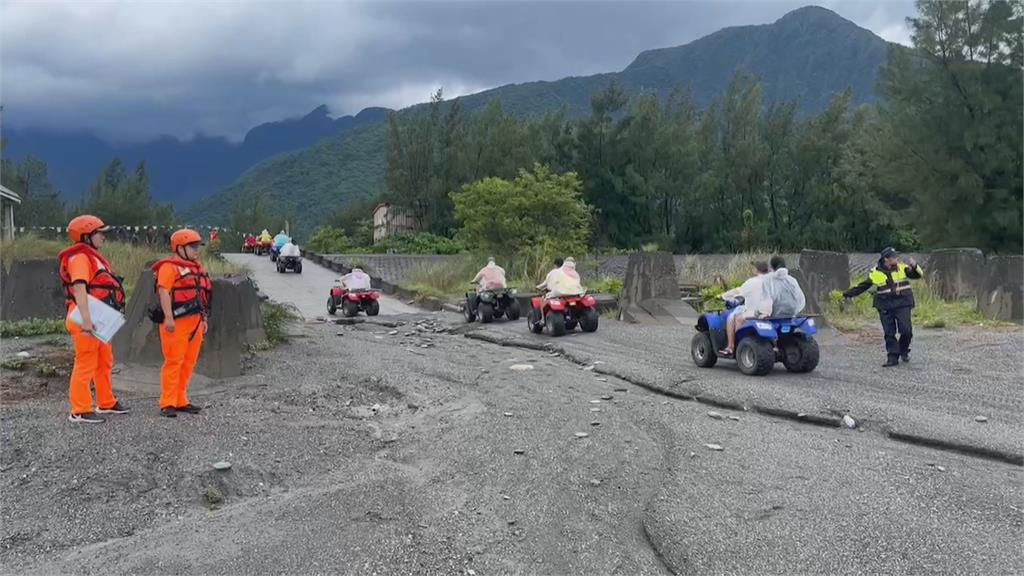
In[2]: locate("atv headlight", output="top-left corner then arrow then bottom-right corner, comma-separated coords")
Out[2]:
807,319 -> 815,327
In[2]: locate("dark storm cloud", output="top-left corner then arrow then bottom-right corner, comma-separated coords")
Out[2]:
0,1 -> 915,142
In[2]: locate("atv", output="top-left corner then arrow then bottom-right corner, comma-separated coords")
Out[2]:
276,255 -> 302,274
327,285 -> 380,317
464,286 -> 521,323
526,293 -> 599,336
691,299 -> 820,376
269,244 -> 281,262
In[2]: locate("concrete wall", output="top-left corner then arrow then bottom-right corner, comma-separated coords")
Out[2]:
114,272 -> 265,379
927,248 -> 985,300
977,256 -> 1023,324
797,250 -> 850,308
320,254 -> 464,285
0,258 -> 65,321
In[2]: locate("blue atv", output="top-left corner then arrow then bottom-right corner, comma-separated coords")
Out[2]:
691,299 -> 820,376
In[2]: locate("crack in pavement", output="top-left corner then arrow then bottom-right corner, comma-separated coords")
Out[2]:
463,330 -> 1024,467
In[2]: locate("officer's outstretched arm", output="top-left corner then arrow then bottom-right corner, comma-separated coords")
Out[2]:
843,277 -> 873,298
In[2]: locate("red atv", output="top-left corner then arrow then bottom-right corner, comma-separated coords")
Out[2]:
241,235 -> 259,254
527,293 -> 599,336
327,285 -> 380,317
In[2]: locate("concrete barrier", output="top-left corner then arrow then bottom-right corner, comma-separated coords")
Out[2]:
797,250 -> 849,307
0,259 -> 65,321
926,248 -> 985,300
789,268 -> 823,316
977,256 -> 1023,324
114,272 -> 265,379
619,251 -> 682,324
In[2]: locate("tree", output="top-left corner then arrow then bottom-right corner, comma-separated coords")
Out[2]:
871,0 -> 1023,252
76,159 -> 175,225
452,165 -> 593,260
0,150 -> 65,227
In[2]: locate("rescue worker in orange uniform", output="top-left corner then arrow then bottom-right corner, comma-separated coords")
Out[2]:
58,215 -> 128,424
153,229 -> 212,418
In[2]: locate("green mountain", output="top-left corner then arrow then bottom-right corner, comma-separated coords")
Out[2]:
185,6 -> 893,233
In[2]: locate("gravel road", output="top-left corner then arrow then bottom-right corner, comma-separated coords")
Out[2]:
2,266 -> 1020,575
223,253 -> 419,319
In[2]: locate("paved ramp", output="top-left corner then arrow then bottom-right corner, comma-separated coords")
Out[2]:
223,253 -> 419,319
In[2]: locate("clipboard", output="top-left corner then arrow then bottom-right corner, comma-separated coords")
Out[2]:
69,295 -> 126,343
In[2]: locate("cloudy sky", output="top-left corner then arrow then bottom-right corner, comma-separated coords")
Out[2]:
1,0 -> 915,143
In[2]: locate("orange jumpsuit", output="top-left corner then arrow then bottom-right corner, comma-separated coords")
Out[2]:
64,253 -> 120,415
156,262 -> 207,410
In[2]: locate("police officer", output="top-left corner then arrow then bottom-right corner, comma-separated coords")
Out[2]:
843,247 -> 923,367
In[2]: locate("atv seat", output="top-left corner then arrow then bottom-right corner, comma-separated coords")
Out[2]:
758,314 -> 821,321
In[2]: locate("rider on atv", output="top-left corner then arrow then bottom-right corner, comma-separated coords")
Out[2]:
467,257 -> 507,314
340,268 -> 372,291
536,257 -> 583,298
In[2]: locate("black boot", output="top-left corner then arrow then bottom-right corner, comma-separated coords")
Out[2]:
900,352 -> 910,363
883,355 -> 899,367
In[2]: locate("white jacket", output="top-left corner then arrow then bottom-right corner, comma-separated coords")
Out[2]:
280,242 -> 301,258
762,268 -> 806,317
722,274 -> 772,318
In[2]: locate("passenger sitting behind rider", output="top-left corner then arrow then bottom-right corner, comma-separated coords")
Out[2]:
340,268 -> 371,291
536,257 -> 584,297
279,239 -> 301,258
719,261 -> 772,357
762,256 -> 806,317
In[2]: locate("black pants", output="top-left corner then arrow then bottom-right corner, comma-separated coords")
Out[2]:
878,307 -> 913,357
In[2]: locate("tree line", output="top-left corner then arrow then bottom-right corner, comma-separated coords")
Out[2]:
378,0 -> 1022,254
1,149 -> 176,229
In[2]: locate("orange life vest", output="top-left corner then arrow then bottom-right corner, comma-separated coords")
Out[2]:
57,243 -> 126,312
152,257 -> 212,319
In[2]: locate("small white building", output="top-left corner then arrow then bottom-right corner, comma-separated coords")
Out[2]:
372,202 -> 418,244
0,184 -> 22,241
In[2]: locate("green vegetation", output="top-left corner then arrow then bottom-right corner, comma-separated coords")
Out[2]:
0,318 -> 65,338
308,226 -> 464,256
0,358 -> 27,371
74,159 -> 176,225
589,277 -> 624,297
452,165 -> 592,259
404,258 -> 478,300
260,301 -> 301,345
0,147 -> 65,227
825,280 -> 996,332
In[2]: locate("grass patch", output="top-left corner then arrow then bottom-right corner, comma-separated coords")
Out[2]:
1,358 -> 26,371
405,257 -> 478,300
825,278 -> 996,331
261,301 -> 301,345
678,252 -> 778,289
590,276 -> 623,297
0,318 -> 65,338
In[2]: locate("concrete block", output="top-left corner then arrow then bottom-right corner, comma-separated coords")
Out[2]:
619,251 -> 679,323
797,250 -> 849,306
977,256 -> 1023,323
114,272 -> 265,379
0,259 -> 65,321
927,248 -> 985,300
